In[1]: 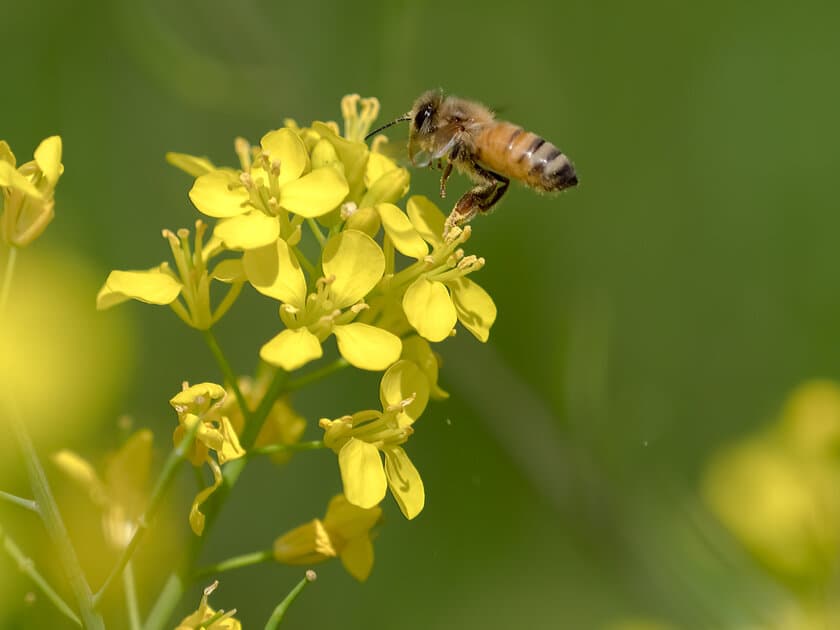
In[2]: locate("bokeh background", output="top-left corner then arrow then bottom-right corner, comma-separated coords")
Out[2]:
3,0 -> 840,628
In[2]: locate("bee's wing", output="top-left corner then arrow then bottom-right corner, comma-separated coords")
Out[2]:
409,130 -> 460,167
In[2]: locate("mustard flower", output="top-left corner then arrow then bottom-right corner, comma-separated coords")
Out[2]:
170,383 -> 245,535
176,581 -> 241,630
320,360 -> 429,519
273,494 -> 382,582
96,220 -> 244,330
0,136 -> 63,247
186,129 -> 349,250
52,430 -> 152,549
251,229 -> 402,371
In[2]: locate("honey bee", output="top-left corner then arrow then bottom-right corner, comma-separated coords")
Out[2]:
366,89 -> 578,233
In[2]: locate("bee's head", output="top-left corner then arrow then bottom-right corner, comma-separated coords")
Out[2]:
410,90 -> 443,135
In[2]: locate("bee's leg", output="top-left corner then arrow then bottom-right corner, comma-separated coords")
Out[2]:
444,162 -> 509,236
439,161 -> 453,198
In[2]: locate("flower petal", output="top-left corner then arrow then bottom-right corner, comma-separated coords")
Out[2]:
406,195 -> 446,245
339,438 -> 387,509
333,323 -> 401,371
377,203 -> 428,259
260,328 -> 323,371
33,136 -> 62,186
379,360 -> 429,423
210,258 -> 245,283
273,519 -> 336,564
189,170 -> 250,218
402,278 -> 456,342
311,122 -> 368,201
0,161 -> 42,198
278,167 -> 349,218
243,239 -> 306,305
384,447 -> 424,520
446,277 -> 497,342
52,450 -> 107,505
323,494 -> 382,539
165,152 -> 216,177
401,335 -> 448,399
260,129 -> 308,187
322,230 -> 384,307
359,166 -> 409,208
96,269 -> 182,310
363,152 -> 399,189
189,459 -> 223,536
344,205 -> 381,237
340,536 -> 375,582
214,211 -> 280,250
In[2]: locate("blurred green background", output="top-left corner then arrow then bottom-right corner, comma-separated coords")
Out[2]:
3,0 -> 840,628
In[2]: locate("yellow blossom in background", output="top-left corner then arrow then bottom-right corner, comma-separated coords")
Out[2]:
320,360 -> 429,519
176,581 -> 241,630
96,221 -> 245,329
252,230 -> 402,371
52,430 -> 152,549
0,136 -> 62,247
702,380 -> 840,584
170,383 -> 245,535
274,494 -> 382,582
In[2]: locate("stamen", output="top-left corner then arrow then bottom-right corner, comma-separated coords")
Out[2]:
350,302 -> 369,314
340,201 -> 358,219
234,137 -> 251,171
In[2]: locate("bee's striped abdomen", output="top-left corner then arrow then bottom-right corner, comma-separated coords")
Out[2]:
475,121 -> 577,192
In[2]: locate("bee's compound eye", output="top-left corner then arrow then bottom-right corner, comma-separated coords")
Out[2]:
414,104 -> 433,130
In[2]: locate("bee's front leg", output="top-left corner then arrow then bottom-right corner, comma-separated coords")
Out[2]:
444,159 -> 509,237
439,161 -> 453,198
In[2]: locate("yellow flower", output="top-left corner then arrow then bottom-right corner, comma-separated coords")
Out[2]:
96,221 -> 244,330
702,380 -> 840,584
320,360 -> 429,519
273,494 -> 382,582
52,430 -> 152,549
170,383 -> 245,535
0,136 -> 63,247
252,229 -> 402,372
186,130 -> 349,250
176,581 -> 241,630
223,371 -> 306,465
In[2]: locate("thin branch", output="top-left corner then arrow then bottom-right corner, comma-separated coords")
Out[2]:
0,490 -> 39,513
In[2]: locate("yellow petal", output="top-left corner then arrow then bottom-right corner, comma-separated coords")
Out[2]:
213,211 -> 280,250
260,129 -> 308,187
311,122 -> 369,201
189,170 -> 250,218
406,195 -> 446,245
340,536 -> 375,582
0,161 -> 42,198
216,416 -> 246,464
384,447 -> 425,520
33,136 -> 62,186
344,206 -> 381,237
273,519 -> 336,564
189,459 -> 223,536
52,450 -> 108,505
363,152 -> 399,189
379,360 -> 429,423
210,258 -> 245,283
278,167 -> 349,218
170,382 -> 227,408
446,277 -> 497,342
322,230 -> 384,307
339,438 -> 387,509
323,494 -> 382,539
96,269 -> 182,310
243,239 -> 306,305
333,323 -> 401,371
359,166 -> 409,208
104,430 -> 153,518
401,335 -> 449,399
310,138 -> 341,169
402,278 -> 456,342
165,152 -> 216,177
376,203 -> 428,258
260,328 -> 323,371
0,140 -> 15,166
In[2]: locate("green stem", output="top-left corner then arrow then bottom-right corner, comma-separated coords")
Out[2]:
0,490 -> 39,513
264,572 -> 316,630
284,358 -> 349,392
201,329 -> 250,424
241,367 -> 288,448
93,410 -> 204,606
3,399 -> 105,630
292,245 -> 317,278
143,573 -> 185,630
306,218 -> 326,247
250,441 -> 325,457
124,561 -> 141,630
0,246 -> 18,317
191,549 -> 273,581
0,524 -> 82,627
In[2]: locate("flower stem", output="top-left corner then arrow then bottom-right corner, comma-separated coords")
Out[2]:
292,245 -> 318,278
283,357 -> 349,392
0,524 -> 82,627
3,398 -> 105,630
202,329 -> 251,424
0,490 -> 39,513
250,440 -> 325,457
306,218 -> 326,247
264,571 -> 317,630
191,549 -> 273,581
0,246 -> 18,317
92,410 -> 204,606
124,561 -> 142,630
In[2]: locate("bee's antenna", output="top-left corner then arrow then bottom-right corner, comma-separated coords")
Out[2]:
364,114 -> 411,141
